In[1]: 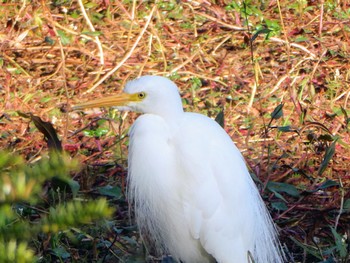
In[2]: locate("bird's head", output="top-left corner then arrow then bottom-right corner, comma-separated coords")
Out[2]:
73,76 -> 184,117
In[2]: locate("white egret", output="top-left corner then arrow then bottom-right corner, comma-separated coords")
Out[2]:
74,76 -> 284,263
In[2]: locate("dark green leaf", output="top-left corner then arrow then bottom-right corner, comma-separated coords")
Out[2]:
277,126 -> 291,132
289,236 -> 323,260
318,134 -> 334,142
51,177 -> 80,198
50,246 -> 70,259
215,110 -> 225,128
270,103 -> 284,120
250,172 -> 262,184
330,227 -> 348,258
267,181 -> 300,198
66,179 -> 80,198
307,132 -> 317,142
270,190 -> 287,202
318,180 -> 339,190
271,201 -> 288,211
44,36 -> 55,45
251,28 -> 272,42
340,106 -> 349,126
305,180 -> 339,194
18,112 -> 62,151
320,257 -> 337,263
318,139 -> 337,175
344,199 -> 350,211
121,235 -> 139,246
97,185 -> 122,199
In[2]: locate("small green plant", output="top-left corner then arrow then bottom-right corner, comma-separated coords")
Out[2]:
0,151 -> 114,262
287,0 -> 313,15
226,0 -> 263,20
226,0 -> 281,40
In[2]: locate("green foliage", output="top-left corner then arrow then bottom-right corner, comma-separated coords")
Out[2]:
190,77 -> 202,90
0,151 -> 114,262
226,0 -> 263,19
270,103 -> 284,120
82,119 -> 111,138
42,199 -> 112,233
267,181 -> 300,202
318,138 -> 338,175
215,110 -> 225,128
158,0 -> 177,11
291,227 -> 349,262
330,227 -> 348,260
97,185 -> 123,199
83,127 -> 109,137
56,30 -> 71,45
0,240 -> 34,263
287,0 -> 313,15
344,199 -> 350,211
260,19 -> 281,35
226,0 -> 281,38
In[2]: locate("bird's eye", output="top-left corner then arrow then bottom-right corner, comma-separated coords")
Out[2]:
138,92 -> 146,100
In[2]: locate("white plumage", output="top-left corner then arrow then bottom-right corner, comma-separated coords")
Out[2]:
74,76 -> 284,263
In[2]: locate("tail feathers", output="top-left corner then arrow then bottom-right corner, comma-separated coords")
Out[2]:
252,190 -> 285,263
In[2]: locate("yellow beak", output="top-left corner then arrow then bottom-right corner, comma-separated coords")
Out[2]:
73,93 -> 137,110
